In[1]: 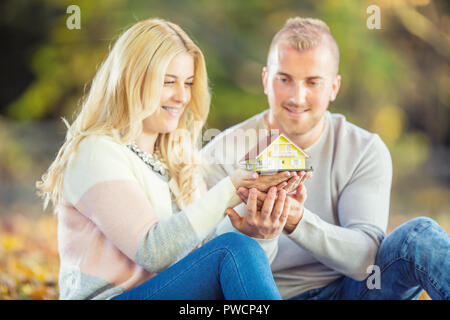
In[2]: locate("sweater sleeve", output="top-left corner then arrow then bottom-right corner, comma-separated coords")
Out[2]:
64,136 -> 241,274
286,136 -> 392,281
201,156 -> 280,263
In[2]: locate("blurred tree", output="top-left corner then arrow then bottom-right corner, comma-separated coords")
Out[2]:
0,0 -> 448,218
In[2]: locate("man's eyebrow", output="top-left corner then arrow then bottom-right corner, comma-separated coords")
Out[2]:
306,76 -> 324,80
277,71 -> 324,80
276,72 -> 324,80
276,72 -> 292,77
165,74 -> 195,79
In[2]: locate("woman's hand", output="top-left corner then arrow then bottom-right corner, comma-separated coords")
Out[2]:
225,187 -> 291,239
230,169 -> 259,190
230,169 -> 292,192
236,170 -> 312,209
276,171 -> 312,194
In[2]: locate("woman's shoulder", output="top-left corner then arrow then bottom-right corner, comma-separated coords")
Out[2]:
67,134 -> 133,179
74,134 -> 132,164
63,134 -> 137,204
78,134 -> 123,153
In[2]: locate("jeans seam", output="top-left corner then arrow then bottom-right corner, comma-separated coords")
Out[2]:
219,249 -> 249,299
402,221 -> 448,299
141,247 -> 245,300
357,256 -> 402,299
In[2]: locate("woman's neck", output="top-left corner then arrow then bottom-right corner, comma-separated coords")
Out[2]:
135,132 -> 159,154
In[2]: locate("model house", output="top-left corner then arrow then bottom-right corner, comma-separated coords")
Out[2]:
239,133 -> 313,174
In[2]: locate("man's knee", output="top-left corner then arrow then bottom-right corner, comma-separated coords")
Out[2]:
387,216 -> 443,257
380,217 -> 437,256
392,217 -> 438,239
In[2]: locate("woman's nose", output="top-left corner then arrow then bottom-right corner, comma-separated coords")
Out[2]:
173,84 -> 189,104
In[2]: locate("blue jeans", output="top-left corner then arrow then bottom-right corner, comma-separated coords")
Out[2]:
112,232 -> 281,300
290,217 -> 450,300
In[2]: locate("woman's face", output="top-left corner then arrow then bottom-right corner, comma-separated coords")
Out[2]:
142,52 -> 195,135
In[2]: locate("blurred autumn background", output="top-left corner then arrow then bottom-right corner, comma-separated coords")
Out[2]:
0,0 -> 448,300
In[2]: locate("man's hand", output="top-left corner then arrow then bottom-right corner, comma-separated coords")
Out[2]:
236,182 -> 308,234
225,187 -> 291,239
283,184 -> 307,234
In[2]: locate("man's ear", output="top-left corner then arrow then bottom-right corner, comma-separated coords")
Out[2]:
262,66 -> 268,95
330,74 -> 341,102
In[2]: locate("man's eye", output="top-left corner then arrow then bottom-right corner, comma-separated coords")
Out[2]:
278,77 -> 289,83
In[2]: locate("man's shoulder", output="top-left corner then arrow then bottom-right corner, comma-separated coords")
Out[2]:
204,110 -> 268,147
329,112 -> 371,137
328,111 -> 390,157
201,110 -> 268,166
222,110 -> 267,135
329,111 -> 379,144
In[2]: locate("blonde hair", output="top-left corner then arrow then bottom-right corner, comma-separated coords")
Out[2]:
36,18 -> 210,211
268,17 -> 340,74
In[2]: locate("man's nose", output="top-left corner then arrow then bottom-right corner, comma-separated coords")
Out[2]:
292,82 -> 307,105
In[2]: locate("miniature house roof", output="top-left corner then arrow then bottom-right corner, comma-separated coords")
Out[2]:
240,132 -> 310,162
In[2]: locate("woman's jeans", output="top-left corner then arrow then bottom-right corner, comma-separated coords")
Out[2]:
112,232 -> 281,300
290,217 -> 450,300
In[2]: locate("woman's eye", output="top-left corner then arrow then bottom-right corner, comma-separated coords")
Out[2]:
185,82 -> 194,86
164,81 -> 175,85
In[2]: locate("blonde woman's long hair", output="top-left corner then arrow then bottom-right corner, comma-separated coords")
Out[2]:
36,18 -> 210,211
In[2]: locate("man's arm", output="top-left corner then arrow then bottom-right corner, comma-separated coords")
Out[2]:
236,136 -> 392,280
284,136 -> 392,281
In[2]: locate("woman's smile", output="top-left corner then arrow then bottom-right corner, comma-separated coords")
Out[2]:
162,105 -> 183,117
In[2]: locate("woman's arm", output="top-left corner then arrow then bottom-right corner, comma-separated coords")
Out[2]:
64,136 -> 242,273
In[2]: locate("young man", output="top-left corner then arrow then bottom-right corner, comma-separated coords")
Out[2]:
202,17 -> 449,300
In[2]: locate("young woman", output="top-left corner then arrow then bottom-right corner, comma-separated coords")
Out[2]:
36,18 -> 292,300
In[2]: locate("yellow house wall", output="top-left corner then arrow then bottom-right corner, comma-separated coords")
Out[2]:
253,140 -> 306,171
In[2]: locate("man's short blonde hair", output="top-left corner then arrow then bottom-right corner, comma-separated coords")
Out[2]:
267,17 -> 340,75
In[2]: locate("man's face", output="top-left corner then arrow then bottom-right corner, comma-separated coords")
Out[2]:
262,42 -> 341,140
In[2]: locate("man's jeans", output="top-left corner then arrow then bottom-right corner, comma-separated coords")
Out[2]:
290,217 -> 450,300
112,232 -> 281,300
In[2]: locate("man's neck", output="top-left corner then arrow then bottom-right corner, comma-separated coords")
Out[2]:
264,111 -> 326,150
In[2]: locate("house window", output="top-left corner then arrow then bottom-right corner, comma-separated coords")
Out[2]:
286,145 -> 291,151
291,159 -> 300,167
255,160 -> 262,168
273,144 -> 279,152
